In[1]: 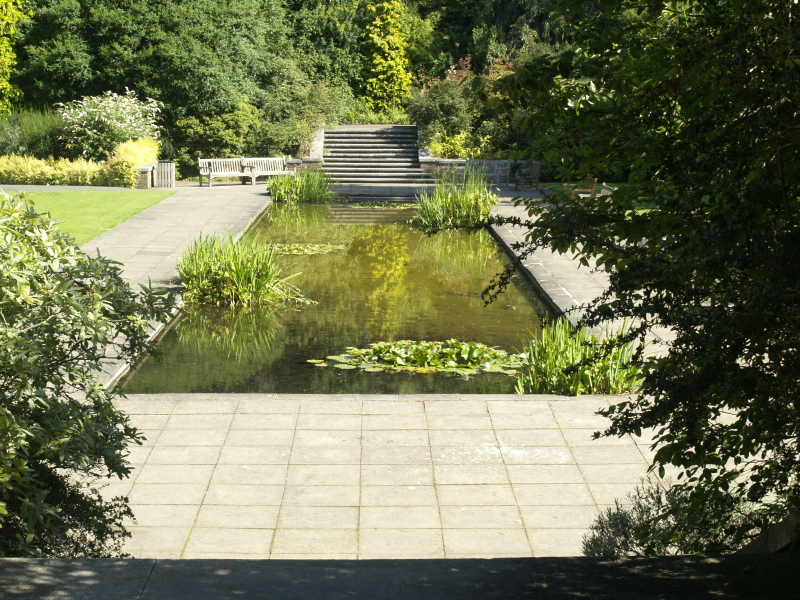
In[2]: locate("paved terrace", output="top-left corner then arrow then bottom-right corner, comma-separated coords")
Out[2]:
4,183 -> 788,598
4,182 -> 651,560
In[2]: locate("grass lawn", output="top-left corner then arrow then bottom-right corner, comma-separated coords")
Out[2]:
21,189 -> 176,244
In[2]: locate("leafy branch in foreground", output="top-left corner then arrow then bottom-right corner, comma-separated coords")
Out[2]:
0,194 -> 174,556
481,0 -> 800,550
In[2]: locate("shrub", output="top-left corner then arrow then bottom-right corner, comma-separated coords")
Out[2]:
177,234 -> 311,306
267,170 -> 332,204
413,168 -> 496,229
0,106 -> 64,158
515,318 -> 641,396
0,194 -> 174,556
0,155 -> 98,186
408,72 -> 477,139
344,97 -> 410,125
113,138 -> 159,166
363,0 -> 412,112
56,90 -> 162,161
172,102 -> 262,176
0,143 -> 152,188
95,139 -> 161,188
582,478 -> 775,556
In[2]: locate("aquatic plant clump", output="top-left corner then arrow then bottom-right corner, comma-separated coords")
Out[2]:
413,168 -> 497,229
312,339 -> 524,376
515,318 -> 642,395
177,234 -> 312,306
268,170 -> 332,204
274,243 -> 345,255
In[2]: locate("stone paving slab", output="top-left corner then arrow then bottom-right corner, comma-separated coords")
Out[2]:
1,555 -> 797,600
106,393 -> 653,560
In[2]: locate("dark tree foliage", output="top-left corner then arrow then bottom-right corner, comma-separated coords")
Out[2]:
483,0 -> 800,549
412,0 -> 571,73
13,0 -> 297,122
287,0 -> 367,89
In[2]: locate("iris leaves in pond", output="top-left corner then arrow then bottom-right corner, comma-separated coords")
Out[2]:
177,234 -> 313,307
314,339 -> 524,377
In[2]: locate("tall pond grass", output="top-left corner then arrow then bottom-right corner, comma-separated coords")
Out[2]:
515,318 -> 641,395
268,170 -> 332,204
414,168 -> 496,229
177,234 -> 311,306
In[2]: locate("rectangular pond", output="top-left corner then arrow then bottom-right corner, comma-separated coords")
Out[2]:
121,203 -> 550,394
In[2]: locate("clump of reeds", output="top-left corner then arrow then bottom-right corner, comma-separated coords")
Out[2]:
267,169 -> 332,204
177,234 -> 311,306
413,167 -> 497,229
515,318 -> 642,395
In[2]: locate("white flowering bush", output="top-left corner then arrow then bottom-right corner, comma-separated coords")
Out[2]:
56,89 -> 162,161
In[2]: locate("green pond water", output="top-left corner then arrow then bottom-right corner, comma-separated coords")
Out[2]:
122,203 -> 549,394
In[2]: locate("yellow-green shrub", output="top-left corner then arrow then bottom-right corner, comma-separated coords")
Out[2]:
113,139 -> 159,165
0,140 -> 158,188
0,155 -> 99,185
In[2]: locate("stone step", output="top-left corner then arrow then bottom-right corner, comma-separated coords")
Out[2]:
322,160 -> 419,167
325,132 -> 417,139
331,176 -> 434,184
324,151 -> 418,158
328,170 -> 432,177
326,125 -> 416,133
325,144 -> 416,151
322,163 -> 424,173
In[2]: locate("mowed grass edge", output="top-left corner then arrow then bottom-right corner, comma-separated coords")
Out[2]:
18,189 -> 176,245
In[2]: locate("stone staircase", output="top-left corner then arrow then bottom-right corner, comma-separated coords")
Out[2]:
322,124 -> 434,202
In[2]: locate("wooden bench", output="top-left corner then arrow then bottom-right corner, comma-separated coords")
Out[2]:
242,157 -> 295,184
564,177 -> 598,198
198,157 -> 295,187
597,183 -> 617,197
198,158 -> 249,187
514,161 -> 541,190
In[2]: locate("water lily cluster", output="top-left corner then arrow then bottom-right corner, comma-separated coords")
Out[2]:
310,339 -> 523,376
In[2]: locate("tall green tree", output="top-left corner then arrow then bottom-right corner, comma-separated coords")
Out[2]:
484,0 -> 800,550
287,0 -> 367,89
363,0 -> 412,112
0,0 -> 29,114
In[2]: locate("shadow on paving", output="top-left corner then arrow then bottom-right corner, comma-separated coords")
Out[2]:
1,555 -> 798,600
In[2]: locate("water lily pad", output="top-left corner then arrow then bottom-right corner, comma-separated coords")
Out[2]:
307,359 -> 325,364
334,364 -> 357,369
364,367 -> 383,372
313,362 -> 328,367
